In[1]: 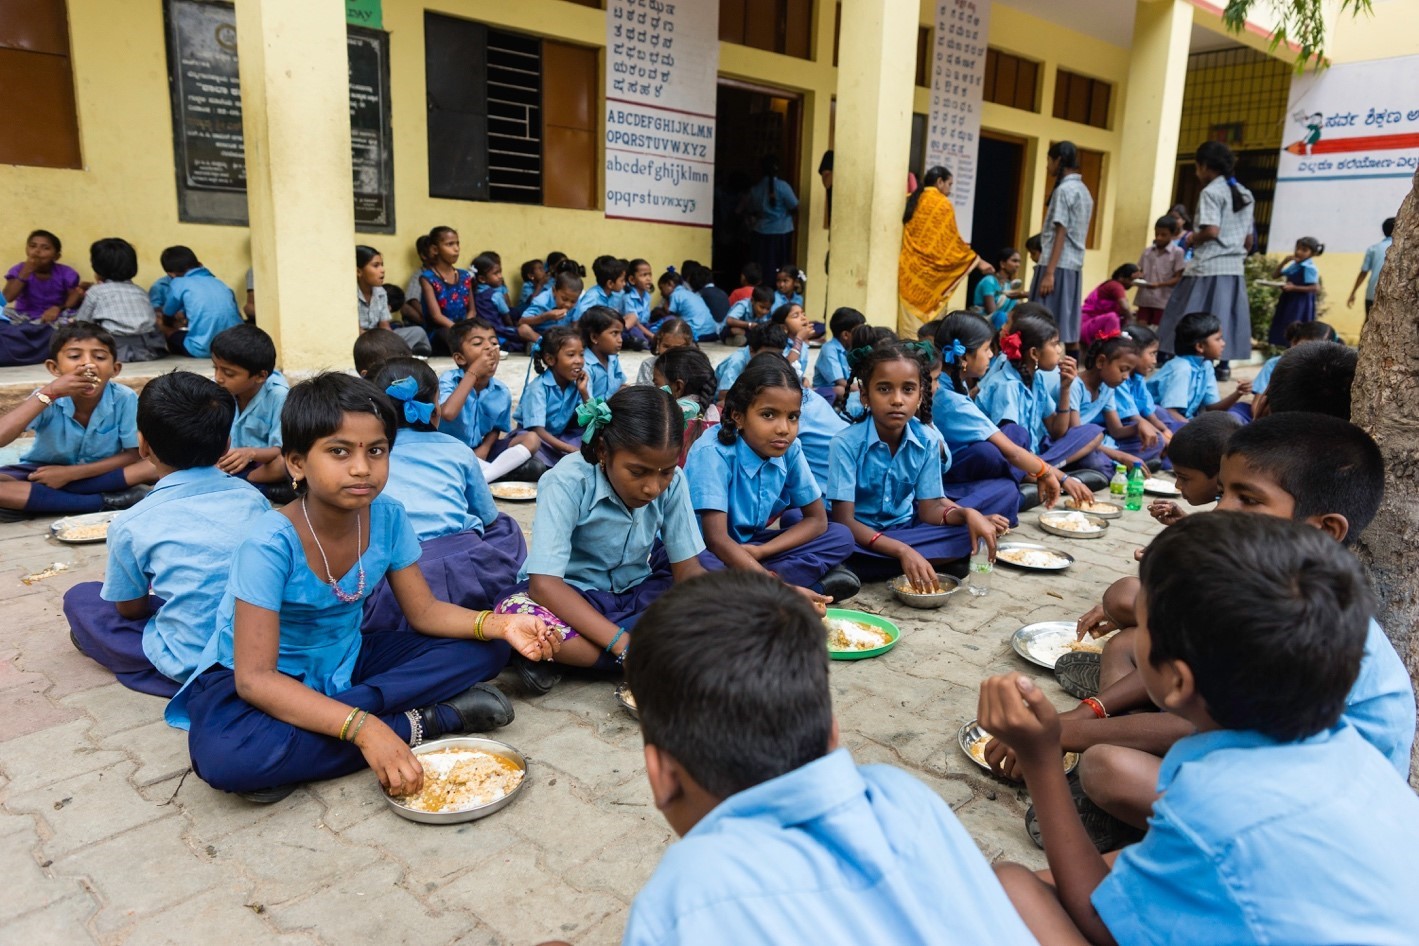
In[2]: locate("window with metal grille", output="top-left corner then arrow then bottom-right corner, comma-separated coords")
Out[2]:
1052,69 -> 1111,129
983,48 -> 1039,112
485,30 -> 542,203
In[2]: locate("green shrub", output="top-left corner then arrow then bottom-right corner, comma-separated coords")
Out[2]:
1245,253 -> 1280,352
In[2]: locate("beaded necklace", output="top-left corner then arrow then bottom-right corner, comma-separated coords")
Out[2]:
300,496 -> 366,603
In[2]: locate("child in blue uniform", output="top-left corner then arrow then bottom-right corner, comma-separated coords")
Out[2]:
517,270 -> 582,343
771,263 -> 804,311
514,326 -> 588,468
988,513 -> 1419,945
166,373 -> 558,802
65,371 -> 269,697
495,386 -> 707,694
770,302 -> 813,382
635,316 -> 696,386
362,358 -> 527,628
470,253 -> 522,352
1267,236 -> 1322,348
721,284 -> 773,346
811,306 -> 864,403
795,385 -> 848,494
1235,319 -> 1334,422
976,310 -> 1106,473
650,347 -> 719,466
664,276 -> 719,342
1072,331 -> 1149,470
715,322 -> 789,400
1104,322 -> 1173,462
581,305 -> 626,399
828,341 -> 1011,585
1147,311 -> 1250,426
0,322 -> 143,516
157,246 -> 243,358
571,255 -> 627,323
686,354 -> 857,602
623,571 -> 1038,946
438,319 -> 541,482
210,324 -> 289,490
620,257 -> 654,348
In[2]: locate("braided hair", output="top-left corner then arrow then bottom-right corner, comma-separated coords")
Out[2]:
838,339 -> 935,427
656,347 -> 716,414
580,385 -> 684,464
719,353 -> 801,445
1003,311 -> 1059,389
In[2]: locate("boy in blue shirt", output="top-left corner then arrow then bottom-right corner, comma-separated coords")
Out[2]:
0,322 -> 145,516
620,570 -> 1037,945
985,512 -> 1419,945
64,371 -> 269,696
209,324 -> 288,492
157,245 -> 243,358
811,305 -> 865,402
1146,311 -> 1249,425
438,319 -> 543,482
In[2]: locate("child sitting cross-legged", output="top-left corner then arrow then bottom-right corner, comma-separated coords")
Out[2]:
1100,323 -> 1171,464
209,324 -> 289,491
438,319 -> 543,482
73,238 -> 167,362
361,357 -> 527,631
618,571 -> 1039,945
165,373 -> 558,803
157,245 -> 244,359
686,353 -> 859,605
1146,311 -> 1251,428
984,512 -> 1419,945
810,306 -> 865,403
1141,411 -> 1240,527
64,371 -> 270,697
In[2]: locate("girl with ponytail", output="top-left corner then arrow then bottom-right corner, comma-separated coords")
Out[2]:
1029,142 -> 1094,354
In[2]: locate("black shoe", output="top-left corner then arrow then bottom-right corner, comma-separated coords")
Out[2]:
238,784 -> 298,804
1214,363 -> 1231,383
1146,458 -> 1164,474
818,565 -> 860,603
1017,482 -> 1041,512
1026,778 -> 1144,853
422,682 -> 514,736
1069,469 -> 1109,493
100,485 -> 150,511
502,457 -> 549,483
1054,651 -> 1101,699
621,334 -> 648,352
513,654 -> 562,696
69,629 -> 87,655
0,507 -> 30,523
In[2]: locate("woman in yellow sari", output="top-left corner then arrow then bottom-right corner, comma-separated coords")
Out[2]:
898,167 -> 993,335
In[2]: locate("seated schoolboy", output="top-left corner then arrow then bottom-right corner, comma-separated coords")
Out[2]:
1145,311 -> 1250,427
685,264 -> 730,340
715,322 -> 790,400
438,319 -> 543,482
64,371 -> 269,697
620,571 -> 1038,945
1259,339 -> 1356,419
1230,319 -> 1333,421
157,246 -> 244,359
570,254 -> 627,322
210,324 -> 288,489
811,306 -> 864,403
984,512 -> 1419,946
686,354 -> 858,603
663,266 -> 719,342
0,322 -> 146,517
516,270 -> 582,342
720,284 -> 773,347
73,238 -> 167,363
353,327 -> 413,378
165,373 -> 558,802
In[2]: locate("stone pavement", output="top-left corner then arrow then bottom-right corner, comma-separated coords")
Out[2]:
0,345 -> 1172,945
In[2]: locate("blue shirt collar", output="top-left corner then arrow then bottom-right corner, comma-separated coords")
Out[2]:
733,434 -> 787,476
865,417 -> 923,453
1157,728 -> 1280,791
588,460 -> 632,515
691,749 -> 861,837
150,465 -> 234,494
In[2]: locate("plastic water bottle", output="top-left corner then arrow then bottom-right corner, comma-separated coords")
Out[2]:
1109,463 -> 1127,501
1126,463 -> 1146,511
968,540 -> 993,596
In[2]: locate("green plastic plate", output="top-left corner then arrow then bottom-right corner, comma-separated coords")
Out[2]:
825,608 -> 901,660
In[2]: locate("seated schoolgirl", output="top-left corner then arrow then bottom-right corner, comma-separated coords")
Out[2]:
357,245 -> 429,355
828,340 -> 1010,586
931,311 -> 1093,509
811,306 -> 865,403
1146,311 -> 1251,428
687,354 -> 858,602
581,305 -> 626,399
651,347 -> 720,466
770,302 -> 814,381
648,267 -> 681,328
494,387 -> 707,694
972,247 -> 1027,329
470,252 -> 522,353
1078,263 -> 1139,346
1103,322 -> 1173,461
1073,330 -> 1151,469
516,269 -> 582,343
4,229 -> 82,325
975,310 -> 1108,476
362,358 -> 528,629
165,373 -> 558,802
512,326 -> 588,467
417,226 -> 474,347
772,263 -> 804,311
438,319 -> 542,482
635,317 -> 695,386
721,284 -> 774,346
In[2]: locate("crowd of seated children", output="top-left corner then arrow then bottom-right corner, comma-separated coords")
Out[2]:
493,386 -> 707,695
74,238 -> 167,363
164,372 -> 558,803
686,353 -> 858,604
810,306 -> 863,403
1100,322 -> 1171,466
1146,311 -> 1251,427
65,371 -> 270,697
157,245 -> 244,359
437,319 -> 543,483
986,513 -> 1419,945
1071,331 -> 1151,471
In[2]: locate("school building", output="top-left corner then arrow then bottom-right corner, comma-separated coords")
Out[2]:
2,0 -> 1413,370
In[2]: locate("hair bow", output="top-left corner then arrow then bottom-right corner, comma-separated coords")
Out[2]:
576,397 -> 614,438
941,338 -> 967,364
905,339 -> 936,361
384,377 -> 434,425
659,385 -> 702,429
666,265 -> 677,274
796,269 -> 807,284
1095,327 -> 1122,342
847,344 -> 876,369
1225,176 -> 1239,187
1000,331 -> 1023,361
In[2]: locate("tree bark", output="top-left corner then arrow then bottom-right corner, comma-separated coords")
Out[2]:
1351,166 -> 1419,786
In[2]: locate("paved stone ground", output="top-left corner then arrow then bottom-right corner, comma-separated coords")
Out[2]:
0,346 -> 1180,944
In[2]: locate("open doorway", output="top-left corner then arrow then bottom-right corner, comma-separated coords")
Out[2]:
712,80 -> 803,286
968,131 -> 1027,300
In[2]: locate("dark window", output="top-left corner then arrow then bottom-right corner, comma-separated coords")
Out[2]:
1052,68 -> 1111,129
0,0 -> 81,169
721,0 -> 812,59
915,27 -> 931,88
983,48 -> 1039,112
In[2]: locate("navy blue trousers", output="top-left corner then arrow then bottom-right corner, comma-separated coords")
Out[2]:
697,520 -> 854,588
63,582 -> 177,697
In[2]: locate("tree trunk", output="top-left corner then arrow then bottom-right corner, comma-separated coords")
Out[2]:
1351,166 -> 1419,786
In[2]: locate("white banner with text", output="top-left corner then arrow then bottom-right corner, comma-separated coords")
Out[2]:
926,0 -> 991,242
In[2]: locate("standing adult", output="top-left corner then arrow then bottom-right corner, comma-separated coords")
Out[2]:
1030,141 -> 1093,355
1158,141 -> 1255,377
897,166 -> 993,336
748,156 -> 799,280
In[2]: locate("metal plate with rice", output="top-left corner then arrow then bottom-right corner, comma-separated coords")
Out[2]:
1011,620 -> 1103,669
1143,476 -> 1181,497
995,542 -> 1074,572
384,736 -> 529,825
958,719 -> 1079,774
49,510 -> 119,544
1037,511 -> 1109,540
489,482 -> 538,502
1061,497 -> 1122,519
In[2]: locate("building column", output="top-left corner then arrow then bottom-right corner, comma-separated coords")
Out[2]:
1109,0 -> 1193,261
825,0 -> 919,329
235,0 -> 355,373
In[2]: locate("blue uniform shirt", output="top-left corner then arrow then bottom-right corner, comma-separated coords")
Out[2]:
624,287 -> 651,324
797,389 -> 848,494
1113,372 -> 1157,420
1091,725 -> 1419,945
1252,355 -> 1280,396
166,497 -> 422,729
586,352 -> 625,400
749,178 -> 799,235
475,283 -> 510,317
1347,618 -> 1417,773
714,348 -> 751,393
520,454 -> 704,594
811,337 -> 851,388
572,284 -> 624,321
382,429 -> 497,542
229,371 -> 288,449
24,381 -> 139,465
437,369 -> 513,448
976,361 -> 1058,453
772,290 -> 803,311
147,275 -> 172,312
685,433 -> 821,543
668,285 -> 718,339
1147,354 -> 1218,418
723,298 -> 764,329
522,285 -> 573,332
513,370 -> 582,436
933,384 -> 999,453
1069,378 -> 1116,426
101,467 -> 269,684
827,418 -> 945,530
624,748 -> 1038,946
162,267 -> 243,358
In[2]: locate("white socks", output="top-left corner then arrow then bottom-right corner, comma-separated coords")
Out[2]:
480,444 -> 532,482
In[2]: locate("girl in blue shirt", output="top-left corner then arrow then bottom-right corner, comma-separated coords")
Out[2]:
651,347 -> 719,466
580,306 -> 625,400
770,302 -> 813,381
828,341 -> 1010,588
362,358 -> 528,630
516,270 -> 581,344
636,316 -> 696,387
812,306 -> 865,403
772,264 -> 805,312
1267,236 -> 1322,348
1105,322 -> 1175,460
665,274 -> 719,342
1074,332 -> 1149,470
470,253 -> 522,353
686,355 -> 855,599
622,258 -> 655,349
932,312 -> 1094,508
495,386 -> 708,693
513,326 -> 589,467
169,373 -> 557,801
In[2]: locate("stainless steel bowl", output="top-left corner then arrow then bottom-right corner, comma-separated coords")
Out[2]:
383,736 -> 529,825
888,573 -> 962,609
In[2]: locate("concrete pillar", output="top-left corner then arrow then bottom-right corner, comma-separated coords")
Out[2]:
825,0 -> 919,329
1109,0 -> 1193,262
235,0 -> 355,372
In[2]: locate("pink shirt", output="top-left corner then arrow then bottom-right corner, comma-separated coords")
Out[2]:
1080,280 -> 1128,346
1135,243 -> 1186,309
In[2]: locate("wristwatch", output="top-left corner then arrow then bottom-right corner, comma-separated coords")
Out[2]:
32,390 -> 52,406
